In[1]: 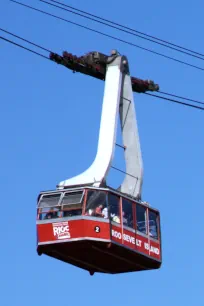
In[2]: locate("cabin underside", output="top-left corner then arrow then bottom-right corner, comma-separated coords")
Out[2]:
37,240 -> 161,274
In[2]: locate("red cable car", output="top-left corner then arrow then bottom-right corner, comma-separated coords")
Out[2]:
37,187 -> 161,274
36,50 -> 162,274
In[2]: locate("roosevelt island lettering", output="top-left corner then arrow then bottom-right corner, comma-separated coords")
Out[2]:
111,229 -> 159,255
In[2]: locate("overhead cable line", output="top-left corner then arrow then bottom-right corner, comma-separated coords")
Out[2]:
50,0 -> 204,59
2,26 -> 204,108
40,0 -> 204,62
158,91 -> 204,106
47,0 -> 204,58
0,28 -> 52,53
1,29 -> 203,111
0,35 -> 49,60
10,0 -> 204,72
145,93 -> 204,110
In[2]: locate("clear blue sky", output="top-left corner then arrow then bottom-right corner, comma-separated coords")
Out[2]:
1,0 -> 203,305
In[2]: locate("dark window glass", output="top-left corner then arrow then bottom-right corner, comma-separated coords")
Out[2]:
38,194 -> 61,208
136,204 -> 147,234
122,198 -> 133,228
61,192 -> 83,210
62,192 -> 83,205
63,209 -> 82,217
61,191 -> 84,218
148,210 -> 158,239
108,193 -> 120,223
39,207 -> 60,220
85,190 -> 108,218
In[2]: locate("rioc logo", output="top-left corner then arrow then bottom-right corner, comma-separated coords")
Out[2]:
52,221 -> 71,240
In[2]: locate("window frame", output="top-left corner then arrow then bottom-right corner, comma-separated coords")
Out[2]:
37,193 -> 63,208
135,203 -> 148,236
60,190 -> 85,217
148,208 -> 160,241
121,197 -> 135,230
108,192 -> 121,224
84,189 -> 108,218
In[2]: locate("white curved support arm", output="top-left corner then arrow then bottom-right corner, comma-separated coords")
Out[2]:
57,53 -> 143,201
57,56 -> 124,189
118,72 -> 143,199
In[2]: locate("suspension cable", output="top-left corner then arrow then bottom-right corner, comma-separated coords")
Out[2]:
0,28 -> 52,53
0,35 -> 49,60
40,0 -> 204,62
47,0 -> 204,58
1,30 -> 203,111
145,93 -> 204,110
158,91 -> 204,106
10,0 -> 204,72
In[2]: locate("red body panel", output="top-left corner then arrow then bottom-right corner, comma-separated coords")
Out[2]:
38,219 -> 110,243
37,219 -> 161,261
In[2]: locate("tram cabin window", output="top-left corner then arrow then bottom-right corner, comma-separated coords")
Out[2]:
62,191 -> 84,217
85,190 -> 107,218
136,204 -> 147,234
38,194 -> 61,220
38,207 -> 60,220
38,194 -> 61,208
122,198 -> 133,228
108,193 -> 120,223
148,210 -> 159,239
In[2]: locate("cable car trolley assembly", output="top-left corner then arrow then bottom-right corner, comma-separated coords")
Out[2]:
36,49 -> 162,275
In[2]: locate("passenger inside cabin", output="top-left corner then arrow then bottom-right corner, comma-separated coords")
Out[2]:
94,204 -> 104,217
102,206 -> 108,218
122,211 -> 128,225
121,198 -> 133,228
149,221 -> 158,239
148,211 -> 158,239
112,214 -> 120,223
44,210 -> 58,220
63,209 -> 82,217
85,190 -> 108,218
92,204 -> 108,218
85,209 -> 93,216
137,221 -> 147,234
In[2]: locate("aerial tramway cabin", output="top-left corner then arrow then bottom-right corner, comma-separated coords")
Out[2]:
36,49 -> 162,274
37,187 -> 161,274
